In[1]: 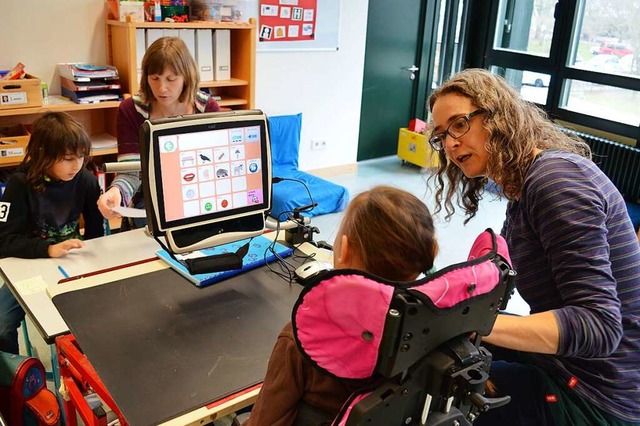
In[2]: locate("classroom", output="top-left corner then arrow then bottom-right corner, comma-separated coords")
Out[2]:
1,1 -> 639,425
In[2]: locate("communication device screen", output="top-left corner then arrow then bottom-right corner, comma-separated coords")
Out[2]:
155,122 -> 268,228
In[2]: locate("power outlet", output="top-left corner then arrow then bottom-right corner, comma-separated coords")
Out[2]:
311,139 -> 327,151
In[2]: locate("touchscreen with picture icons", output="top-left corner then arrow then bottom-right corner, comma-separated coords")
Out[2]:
140,110 -> 272,253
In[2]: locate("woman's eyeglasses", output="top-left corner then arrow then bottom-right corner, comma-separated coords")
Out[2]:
428,109 -> 485,151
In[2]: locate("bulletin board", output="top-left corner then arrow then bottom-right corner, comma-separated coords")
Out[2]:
252,0 -> 340,52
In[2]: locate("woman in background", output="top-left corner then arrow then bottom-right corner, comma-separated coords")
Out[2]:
97,36 -> 220,227
429,68 -> 640,425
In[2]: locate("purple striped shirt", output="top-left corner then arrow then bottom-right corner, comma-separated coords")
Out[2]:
502,150 -> 640,422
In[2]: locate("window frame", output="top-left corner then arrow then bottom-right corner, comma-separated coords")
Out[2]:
463,0 -> 640,142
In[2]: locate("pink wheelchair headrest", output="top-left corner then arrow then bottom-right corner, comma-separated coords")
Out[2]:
293,229 -> 511,380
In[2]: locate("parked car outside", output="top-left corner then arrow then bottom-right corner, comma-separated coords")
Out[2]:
522,71 -> 551,87
592,42 -> 634,57
576,54 -> 620,73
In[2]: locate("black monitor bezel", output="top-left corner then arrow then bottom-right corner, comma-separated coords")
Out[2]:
141,112 -> 271,235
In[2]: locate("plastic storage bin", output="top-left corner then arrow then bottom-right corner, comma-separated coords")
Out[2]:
397,128 -> 439,168
227,0 -> 254,22
190,0 -> 222,22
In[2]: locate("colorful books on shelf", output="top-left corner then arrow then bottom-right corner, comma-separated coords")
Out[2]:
58,63 -> 122,104
57,63 -> 119,82
61,77 -> 121,92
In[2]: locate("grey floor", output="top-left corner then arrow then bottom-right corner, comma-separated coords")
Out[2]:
18,155 -> 529,413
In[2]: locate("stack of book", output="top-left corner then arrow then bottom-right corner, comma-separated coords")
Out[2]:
58,63 -> 123,104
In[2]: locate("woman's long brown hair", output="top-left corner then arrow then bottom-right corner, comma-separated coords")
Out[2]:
138,36 -> 200,106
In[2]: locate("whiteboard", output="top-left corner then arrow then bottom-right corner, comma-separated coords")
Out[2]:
243,0 -> 340,52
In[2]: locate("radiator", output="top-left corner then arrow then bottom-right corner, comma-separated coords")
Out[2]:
560,128 -> 640,203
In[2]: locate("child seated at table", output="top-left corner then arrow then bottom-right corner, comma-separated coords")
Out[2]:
0,112 -> 104,354
242,185 -> 438,425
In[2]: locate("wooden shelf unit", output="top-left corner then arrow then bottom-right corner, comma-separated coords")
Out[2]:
105,19 -> 256,109
0,96 -> 119,168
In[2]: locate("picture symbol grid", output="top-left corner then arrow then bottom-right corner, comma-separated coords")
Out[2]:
178,127 -> 262,217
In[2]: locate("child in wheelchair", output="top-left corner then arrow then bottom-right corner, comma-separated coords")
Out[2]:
243,185 -> 439,425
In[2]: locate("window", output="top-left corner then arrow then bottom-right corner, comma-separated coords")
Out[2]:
493,0 -> 555,57
562,80 -> 640,126
464,0 -> 640,141
432,0 -> 467,85
569,0 -> 638,79
426,0 -> 469,116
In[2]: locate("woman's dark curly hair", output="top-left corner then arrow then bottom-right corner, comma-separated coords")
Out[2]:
428,68 -> 590,223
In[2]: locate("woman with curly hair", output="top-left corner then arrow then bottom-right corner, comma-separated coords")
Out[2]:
428,68 -> 640,426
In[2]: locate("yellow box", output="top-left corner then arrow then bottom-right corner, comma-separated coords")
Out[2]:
397,127 -> 439,168
0,124 -> 30,165
0,74 -> 43,111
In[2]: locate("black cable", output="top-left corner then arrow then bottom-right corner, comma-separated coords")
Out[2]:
272,176 -> 317,217
264,208 -> 318,283
264,216 -> 294,282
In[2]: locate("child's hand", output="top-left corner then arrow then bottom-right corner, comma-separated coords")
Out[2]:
48,239 -> 85,258
97,187 -> 123,219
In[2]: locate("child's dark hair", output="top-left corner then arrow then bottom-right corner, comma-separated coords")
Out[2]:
339,185 -> 438,281
24,112 -> 91,191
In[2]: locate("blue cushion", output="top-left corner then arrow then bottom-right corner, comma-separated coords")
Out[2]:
268,112 -> 349,218
268,113 -> 302,171
271,169 -> 349,219
626,201 -> 640,231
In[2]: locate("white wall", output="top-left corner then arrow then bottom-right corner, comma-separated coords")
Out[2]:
256,1 -> 369,171
0,0 -> 368,171
0,0 -> 108,96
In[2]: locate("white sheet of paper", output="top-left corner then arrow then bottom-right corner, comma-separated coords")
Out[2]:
176,251 -> 206,260
15,275 -> 49,296
112,206 -> 147,218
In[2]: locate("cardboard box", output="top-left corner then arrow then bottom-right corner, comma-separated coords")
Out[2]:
0,74 -> 43,110
397,128 -> 439,169
0,124 -> 30,165
107,0 -> 145,22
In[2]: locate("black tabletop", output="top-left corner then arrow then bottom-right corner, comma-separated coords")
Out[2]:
52,262 -> 303,426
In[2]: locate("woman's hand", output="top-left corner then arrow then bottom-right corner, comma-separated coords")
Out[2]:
97,187 -> 123,219
48,239 -> 84,258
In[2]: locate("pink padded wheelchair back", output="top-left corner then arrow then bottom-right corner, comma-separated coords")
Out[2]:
292,229 -> 515,426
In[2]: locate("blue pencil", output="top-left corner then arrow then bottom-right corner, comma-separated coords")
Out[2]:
57,265 -> 70,279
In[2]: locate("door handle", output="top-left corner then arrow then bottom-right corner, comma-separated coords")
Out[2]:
403,65 -> 419,80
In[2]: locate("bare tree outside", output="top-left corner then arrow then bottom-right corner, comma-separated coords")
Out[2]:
576,0 -> 639,75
